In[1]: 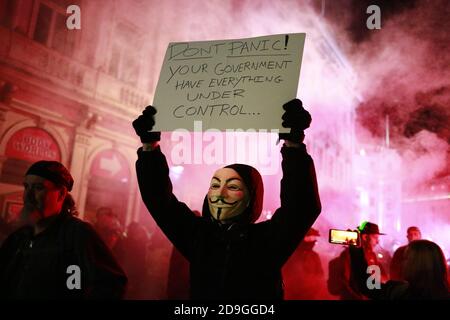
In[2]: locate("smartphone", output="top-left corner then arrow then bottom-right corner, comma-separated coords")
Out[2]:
329,229 -> 360,246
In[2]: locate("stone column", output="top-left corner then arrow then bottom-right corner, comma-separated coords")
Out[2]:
69,127 -> 92,220
0,81 -> 15,175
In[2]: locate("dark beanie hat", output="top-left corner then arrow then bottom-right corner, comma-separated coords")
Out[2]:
25,160 -> 74,192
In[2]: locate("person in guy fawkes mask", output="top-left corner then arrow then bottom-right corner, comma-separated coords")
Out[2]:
204,163 -> 263,225
133,99 -> 321,299
0,161 -> 127,299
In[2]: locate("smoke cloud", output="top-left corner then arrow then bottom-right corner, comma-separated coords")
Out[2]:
4,0 -> 448,298
316,0 -> 449,252
147,0 -> 450,275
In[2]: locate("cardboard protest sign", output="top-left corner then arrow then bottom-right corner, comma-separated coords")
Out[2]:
153,33 -> 306,132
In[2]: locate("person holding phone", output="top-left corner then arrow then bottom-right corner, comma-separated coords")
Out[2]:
133,99 -> 321,299
327,222 -> 388,300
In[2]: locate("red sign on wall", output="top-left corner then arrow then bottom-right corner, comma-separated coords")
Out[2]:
5,127 -> 61,162
90,149 -> 129,182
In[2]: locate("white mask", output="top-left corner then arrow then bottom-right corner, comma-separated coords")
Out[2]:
207,168 -> 250,222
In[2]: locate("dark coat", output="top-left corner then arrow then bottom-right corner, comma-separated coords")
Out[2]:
135,144 -> 321,300
283,242 -> 325,299
328,246 -> 388,300
390,245 -> 407,281
0,212 -> 127,299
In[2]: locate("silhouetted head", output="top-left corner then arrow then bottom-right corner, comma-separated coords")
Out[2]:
406,226 -> 422,243
403,240 -> 449,299
127,221 -> 149,242
300,228 -> 321,250
95,207 -> 119,230
202,164 -> 263,224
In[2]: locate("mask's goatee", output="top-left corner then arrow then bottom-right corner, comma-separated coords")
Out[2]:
217,208 -> 222,220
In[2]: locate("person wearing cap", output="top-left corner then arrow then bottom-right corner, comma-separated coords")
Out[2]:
390,226 -> 422,281
0,161 -> 127,299
282,227 -> 326,299
133,99 -> 321,299
358,222 -> 387,268
328,222 -> 388,300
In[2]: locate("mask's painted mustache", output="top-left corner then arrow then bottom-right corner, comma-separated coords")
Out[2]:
209,197 -> 238,205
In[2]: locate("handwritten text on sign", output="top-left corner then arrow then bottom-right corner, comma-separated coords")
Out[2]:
153,33 -> 306,131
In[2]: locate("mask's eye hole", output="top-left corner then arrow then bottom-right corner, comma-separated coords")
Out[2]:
210,183 -> 220,189
227,184 -> 241,191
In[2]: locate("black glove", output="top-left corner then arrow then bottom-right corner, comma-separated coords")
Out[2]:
132,105 -> 161,143
279,98 -> 312,143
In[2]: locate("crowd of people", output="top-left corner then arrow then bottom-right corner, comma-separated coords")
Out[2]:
280,222 -> 449,300
0,99 -> 448,300
326,223 -> 449,300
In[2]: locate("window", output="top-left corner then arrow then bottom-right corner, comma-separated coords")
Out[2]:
108,47 -> 140,86
51,11 -> 75,55
31,0 -> 80,56
0,0 -> 34,35
108,45 -> 141,86
122,53 -> 139,85
33,3 -> 52,44
0,0 -> 15,27
108,23 -> 142,86
108,45 -> 121,78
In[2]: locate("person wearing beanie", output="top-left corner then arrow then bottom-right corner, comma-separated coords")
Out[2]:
133,99 -> 321,299
0,160 -> 127,299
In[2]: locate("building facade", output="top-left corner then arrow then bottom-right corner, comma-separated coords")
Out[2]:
0,0 -> 161,226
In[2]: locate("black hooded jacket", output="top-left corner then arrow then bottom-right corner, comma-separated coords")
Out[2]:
136,144 -> 321,300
